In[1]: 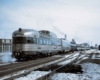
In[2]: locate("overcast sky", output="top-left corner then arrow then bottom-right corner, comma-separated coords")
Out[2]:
0,0 -> 100,46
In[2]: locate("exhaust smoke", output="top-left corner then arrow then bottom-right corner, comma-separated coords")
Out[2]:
53,26 -> 67,39
1,52 -> 16,63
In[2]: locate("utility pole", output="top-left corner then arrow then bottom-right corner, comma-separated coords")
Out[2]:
91,42 -> 92,49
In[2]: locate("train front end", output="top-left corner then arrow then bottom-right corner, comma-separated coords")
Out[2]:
12,28 -> 26,60
12,28 -> 39,60
12,36 -> 26,60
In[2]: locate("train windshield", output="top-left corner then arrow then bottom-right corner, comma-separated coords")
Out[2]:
13,37 -> 26,43
13,37 -> 38,44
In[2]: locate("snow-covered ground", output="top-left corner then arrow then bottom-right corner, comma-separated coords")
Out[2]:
58,52 -> 79,65
14,71 -> 50,80
1,49 -> 100,80
9,62 -> 100,80
65,52 -> 79,58
50,63 -> 100,80
13,50 -> 100,80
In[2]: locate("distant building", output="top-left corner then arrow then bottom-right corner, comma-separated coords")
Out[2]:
0,39 -> 12,53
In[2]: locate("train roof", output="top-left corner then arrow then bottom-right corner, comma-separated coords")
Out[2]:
39,30 -> 57,38
13,28 -> 37,33
13,28 -> 39,38
13,28 -> 57,38
70,43 -> 76,46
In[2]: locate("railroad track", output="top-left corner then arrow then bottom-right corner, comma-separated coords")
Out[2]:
74,50 -> 97,64
78,49 -> 100,64
11,51 -> 80,80
36,50 -> 98,80
0,50 -> 94,80
0,52 -> 76,80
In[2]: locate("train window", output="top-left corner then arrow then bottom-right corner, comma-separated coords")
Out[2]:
42,31 -> 45,34
55,41 -> 58,45
33,38 -> 37,44
53,41 -> 55,45
43,39 -> 45,45
56,41 -> 58,46
48,41 -> 50,45
46,31 -> 50,34
55,40 -> 57,45
51,40 -> 55,45
47,41 -> 49,45
39,39 -> 42,44
58,40 -> 61,46
45,40 -> 47,45
36,38 -> 38,44
13,37 -> 26,44
51,41 -> 53,45
48,41 -> 51,45
26,38 -> 32,43
42,39 -> 45,44
46,40 -> 48,45
48,40 -> 51,45
43,39 -> 47,45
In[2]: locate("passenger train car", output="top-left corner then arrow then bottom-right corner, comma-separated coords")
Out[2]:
98,45 -> 100,50
12,28 -> 71,60
70,43 -> 77,52
77,43 -> 90,51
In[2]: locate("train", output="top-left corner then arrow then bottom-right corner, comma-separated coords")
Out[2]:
98,45 -> 100,50
70,42 -> 77,52
76,43 -> 90,51
12,28 -> 90,60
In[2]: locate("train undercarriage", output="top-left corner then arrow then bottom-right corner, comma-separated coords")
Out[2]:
12,50 -> 70,61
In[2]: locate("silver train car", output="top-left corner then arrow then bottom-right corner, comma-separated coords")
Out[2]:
77,43 -> 90,51
70,43 -> 77,52
12,28 -> 71,60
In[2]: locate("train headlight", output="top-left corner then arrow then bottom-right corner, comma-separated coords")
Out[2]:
17,53 -> 19,55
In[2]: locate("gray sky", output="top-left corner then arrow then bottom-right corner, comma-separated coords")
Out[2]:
0,0 -> 100,46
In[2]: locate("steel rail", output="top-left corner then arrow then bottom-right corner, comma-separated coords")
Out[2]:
36,50 -> 97,80
4,52 -> 76,80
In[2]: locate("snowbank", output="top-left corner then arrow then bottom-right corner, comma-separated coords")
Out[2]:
15,71 -> 50,80
50,63 -> 100,80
